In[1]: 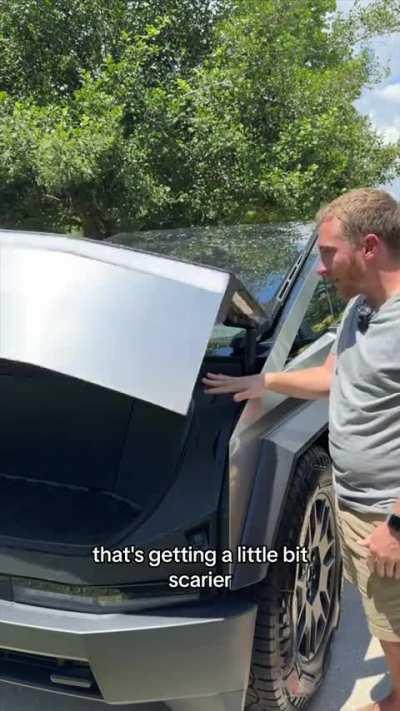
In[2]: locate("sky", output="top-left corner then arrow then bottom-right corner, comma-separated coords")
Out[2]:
337,1 -> 400,196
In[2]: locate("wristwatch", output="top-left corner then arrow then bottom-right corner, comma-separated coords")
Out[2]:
387,513 -> 400,534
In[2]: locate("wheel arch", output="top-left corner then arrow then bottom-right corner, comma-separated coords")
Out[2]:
231,398 -> 330,590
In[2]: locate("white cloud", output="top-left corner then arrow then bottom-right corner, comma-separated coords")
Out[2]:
355,76 -> 400,152
380,178 -> 400,198
336,2 -> 400,196
378,83 -> 400,104
380,123 -> 400,144
337,2 -> 400,146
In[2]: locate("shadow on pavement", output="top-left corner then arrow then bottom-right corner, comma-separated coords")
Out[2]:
309,581 -> 390,710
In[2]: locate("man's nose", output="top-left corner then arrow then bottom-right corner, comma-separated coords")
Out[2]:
316,262 -> 327,277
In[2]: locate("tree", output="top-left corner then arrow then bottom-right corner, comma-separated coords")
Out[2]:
181,0 -> 400,223
0,0 -> 231,234
0,0 -> 399,237
0,0 -> 229,101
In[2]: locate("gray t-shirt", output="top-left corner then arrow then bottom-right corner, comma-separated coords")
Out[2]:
329,292 -> 400,514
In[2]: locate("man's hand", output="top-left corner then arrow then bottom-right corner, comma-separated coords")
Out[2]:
358,522 -> 400,578
202,372 -> 266,402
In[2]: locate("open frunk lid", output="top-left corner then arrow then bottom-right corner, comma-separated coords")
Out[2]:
0,230 -> 266,415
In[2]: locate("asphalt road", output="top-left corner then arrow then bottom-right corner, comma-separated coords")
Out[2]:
0,582 -> 389,711
308,581 -> 390,710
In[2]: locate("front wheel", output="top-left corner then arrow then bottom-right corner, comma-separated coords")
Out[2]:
245,446 -> 342,711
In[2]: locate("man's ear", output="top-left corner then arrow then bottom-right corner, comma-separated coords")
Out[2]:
362,233 -> 380,258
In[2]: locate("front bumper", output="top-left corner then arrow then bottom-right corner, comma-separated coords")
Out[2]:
0,597 -> 257,708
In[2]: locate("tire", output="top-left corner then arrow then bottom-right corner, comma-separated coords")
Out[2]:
245,445 -> 343,711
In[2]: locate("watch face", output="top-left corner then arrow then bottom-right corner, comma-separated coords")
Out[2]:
388,514 -> 400,532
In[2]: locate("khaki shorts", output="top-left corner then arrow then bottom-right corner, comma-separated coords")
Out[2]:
335,499 -> 400,642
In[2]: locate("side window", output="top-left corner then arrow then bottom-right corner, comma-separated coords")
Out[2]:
288,281 -> 344,359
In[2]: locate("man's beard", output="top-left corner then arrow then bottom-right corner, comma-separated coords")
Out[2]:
335,255 -> 363,299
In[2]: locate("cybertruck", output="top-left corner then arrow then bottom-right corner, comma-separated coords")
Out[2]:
0,224 -> 342,711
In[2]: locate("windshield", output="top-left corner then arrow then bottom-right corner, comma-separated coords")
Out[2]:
109,222 -> 313,308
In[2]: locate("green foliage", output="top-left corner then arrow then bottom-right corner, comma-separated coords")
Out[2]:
0,0 -> 227,101
0,0 -> 399,237
184,0 -> 400,223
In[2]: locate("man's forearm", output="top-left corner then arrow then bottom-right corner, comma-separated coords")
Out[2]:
264,365 -> 332,400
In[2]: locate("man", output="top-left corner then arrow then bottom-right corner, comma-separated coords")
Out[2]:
202,188 -> 400,711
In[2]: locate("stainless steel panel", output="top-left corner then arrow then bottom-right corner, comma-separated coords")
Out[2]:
229,249 -> 335,560
0,598 -> 256,705
233,396 -> 330,588
0,232 -> 231,415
